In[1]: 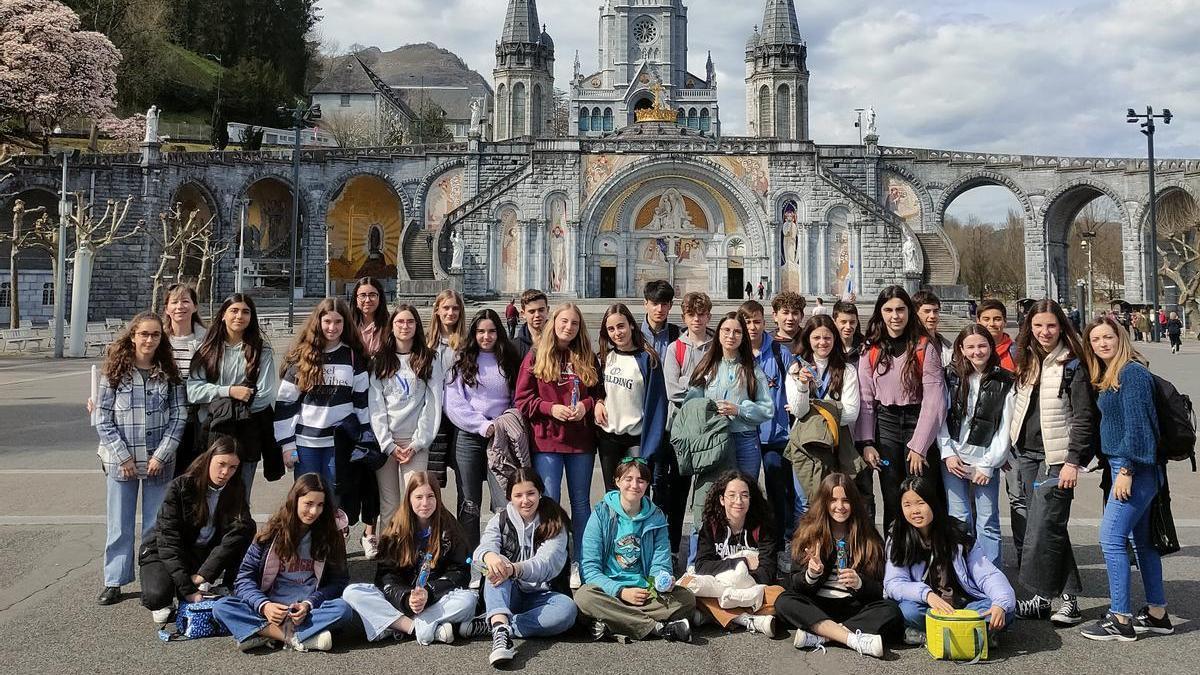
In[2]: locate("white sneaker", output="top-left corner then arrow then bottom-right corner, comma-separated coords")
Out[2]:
361,534 -> 379,560
435,623 -> 456,644
298,630 -> 333,652
793,628 -> 827,651
570,562 -> 582,590
903,627 -> 926,646
734,614 -> 775,638
846,630 -> 884,658
150,607 -> 172,624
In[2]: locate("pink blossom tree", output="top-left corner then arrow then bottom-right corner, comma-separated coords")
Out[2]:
96,114 -> 146,152
0,0 -> 122,153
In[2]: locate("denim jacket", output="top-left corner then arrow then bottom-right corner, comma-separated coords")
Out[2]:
95,367 -> 186,481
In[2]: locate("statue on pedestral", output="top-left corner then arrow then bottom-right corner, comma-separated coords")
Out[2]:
902,233 -> 921,274
144,105 -> 160,143
469,99 -> 482,136
648,188 -> 693,232
866,107 -> 877,136
450,228 -> 465,270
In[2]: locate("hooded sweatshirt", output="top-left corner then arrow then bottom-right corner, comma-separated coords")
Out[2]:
663,329 -> 715,407
474,503 -> 569,593
580,491 -> 672,598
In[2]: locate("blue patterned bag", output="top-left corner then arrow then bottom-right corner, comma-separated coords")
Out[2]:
157,599 -> 231,641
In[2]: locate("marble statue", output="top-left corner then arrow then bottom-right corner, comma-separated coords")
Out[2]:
866,107 -> 877,136
469,99 -> 482,136
450,228 -> 465,269
144,105 -> 160,144
648,188 -> 693,231
902,234 -> 920,274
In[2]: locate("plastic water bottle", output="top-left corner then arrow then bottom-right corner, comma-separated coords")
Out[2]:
414,552 -> 434,587
466,556 -> 489,575
1033,476 -> 1060,490
654,570 -> 674,593
567,363 -> 579,409
878,459 -> 891,467
836,539 -> 848,571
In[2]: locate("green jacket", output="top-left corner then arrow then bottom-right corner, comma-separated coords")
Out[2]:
785,399 -> 866,502
669,396 -> 735,525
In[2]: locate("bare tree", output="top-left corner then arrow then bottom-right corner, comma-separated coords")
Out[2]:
321,110 -> 375,148
148,203 -> 207,312
2,199 -> 46,327
1157,190 -> 1200,325
551,88 -> 570,137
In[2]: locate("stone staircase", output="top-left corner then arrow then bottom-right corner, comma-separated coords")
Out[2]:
443,161 -> 532,232
402,229 -> 436,280
915,231 -> 959,286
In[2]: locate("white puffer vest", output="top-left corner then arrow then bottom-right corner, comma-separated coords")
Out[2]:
1009,343 -> 1074,466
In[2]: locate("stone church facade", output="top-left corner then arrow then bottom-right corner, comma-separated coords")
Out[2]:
3,0 -> 1196,320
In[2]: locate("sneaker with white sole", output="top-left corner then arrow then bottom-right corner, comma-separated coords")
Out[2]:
298,630 -> 333,652
150,607 -> 172,624
846,630 -> 884,658
489,625 -> 517,666
1016,595 -> 1051,620
458,617 -> 491,639
1080,612 -> 1137,642
1051,594 -> 1083,626
238,634 -> 274,653
656,618 -> 692,643
793,628 -> 828,651
734,614 -> 775,638
570,562 -> 582,590
361,534 -> 379,560
435,622 -> 456,644
902,627 -> 926,646
590,619 -> 610,642
1132,606 -> 1174,635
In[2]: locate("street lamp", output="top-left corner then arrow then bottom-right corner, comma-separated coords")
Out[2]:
1126,105 -> 1173,342
206,54 -> 223,142
853,108 -> 865,145
277,101 -> 322,328
53,148 -> 73,358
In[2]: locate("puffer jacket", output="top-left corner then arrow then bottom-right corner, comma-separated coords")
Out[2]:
1009,343 -> 1098,466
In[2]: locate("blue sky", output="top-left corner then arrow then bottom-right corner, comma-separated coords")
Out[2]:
316,0 -> 1199,222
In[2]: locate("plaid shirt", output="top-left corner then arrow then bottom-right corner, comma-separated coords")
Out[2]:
95,367 -> 186,481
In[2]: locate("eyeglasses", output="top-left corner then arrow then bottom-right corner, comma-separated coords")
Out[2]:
723,491 -> 751,502
619,457 -> 648,466
356,292 -> 380,300
134,331 -> 162,340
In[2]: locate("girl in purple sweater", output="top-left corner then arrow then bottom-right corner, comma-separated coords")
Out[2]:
856,286 -> 946,533
445,309 -> 522,558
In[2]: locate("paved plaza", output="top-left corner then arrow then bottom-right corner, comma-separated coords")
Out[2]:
0,340 -> 1198,674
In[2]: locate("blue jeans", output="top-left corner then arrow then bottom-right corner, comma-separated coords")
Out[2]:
297,446 -> 337,505
941,463 -> 1003,568
213,595 -> 354,644
241,460 -> 258,502
533,451 -> 595,561
342,583 -> 477,644
1100,463 -> 1166,616
104,474 -> 169,586
898,597 -> 1014,632
730,430 -> 761,477
483,579 -> 578,638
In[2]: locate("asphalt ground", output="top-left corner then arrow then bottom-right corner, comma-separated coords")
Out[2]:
1,339 -> 1198,673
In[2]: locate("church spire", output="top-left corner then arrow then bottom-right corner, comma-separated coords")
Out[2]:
501,0 -> 541,45
758,0 -> 802,45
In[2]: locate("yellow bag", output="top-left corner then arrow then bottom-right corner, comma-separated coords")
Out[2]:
926,608 -> 988,662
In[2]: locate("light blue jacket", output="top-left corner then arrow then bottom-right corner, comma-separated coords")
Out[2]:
580,491 -> 672,598
685,359 -> 774,434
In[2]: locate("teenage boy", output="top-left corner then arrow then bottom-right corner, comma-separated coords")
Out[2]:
740,299 -> 795,553
513,288 -> 549,360
976,299 -> 1016,371
912,290 -> 954,366
832,300 -> 864,363
770,291 -> 806,344
660,291 -> 714,570
642,280 -> 681,363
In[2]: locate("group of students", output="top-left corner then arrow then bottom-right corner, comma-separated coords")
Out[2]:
91,277 -> 1178,664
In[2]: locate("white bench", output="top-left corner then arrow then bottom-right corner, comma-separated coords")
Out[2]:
84,328 -> 114,355
1,328 -> 45,352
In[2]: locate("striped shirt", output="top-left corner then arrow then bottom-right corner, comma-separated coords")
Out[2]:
169,328 -> 206,381
274,343 -> 370,450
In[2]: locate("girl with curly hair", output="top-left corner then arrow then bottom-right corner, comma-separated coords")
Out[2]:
95,312 -> 187,606
679,470 -> 782,637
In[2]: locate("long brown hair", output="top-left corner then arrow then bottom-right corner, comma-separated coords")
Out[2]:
373,305 -> 436,381
281,298 -> 365,392
796,315 -> 847,400
597,302 -> 659,368
690,312 -> 759,399
1014,299 -> 1085,386
506,467 -> 569,548
427,289 -> 466,352
256,473 -> 345,568
193,294 -> 266,384
452,308 -> 520,389
351,277 -> 389,331
378,471 -> 464,568
183,436 -> 248,528
863,285 -> 925,396
790,473 -> 884,580
1082,317 -> 1148,392
162,283 -> 205,336
532,303 -> 599,386
951,324 -> 1000,412
699,470 -> 773,537
102,313 -> 181,386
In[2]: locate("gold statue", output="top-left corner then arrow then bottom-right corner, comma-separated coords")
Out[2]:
635,78 -> 678,123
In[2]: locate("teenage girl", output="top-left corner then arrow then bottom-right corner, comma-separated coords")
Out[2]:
459,467 -> 577,667
369,305 -> 445,530
163,283 -> 207,477
427,288 -> 466,485
213,473 -> 353,652
682,470 -> 782,637
937,325 -> 1016,567
95,312 -> 187,606
275,298 -> 371,524
139,437 -> 255,623
777,474 -> 900,657
189,294 -> 277,498
595,303 -> 669,492
445,308 -> 520,554
352,277 -> 389,357
514,302 -> 600,587
856,286 -> 946,533
884,475 -> 1015,646
341,471 -> 475,645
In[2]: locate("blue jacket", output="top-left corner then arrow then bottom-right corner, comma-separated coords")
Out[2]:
580,491 -> 673,598
1097,362 -> 1159,469
231,538 -> 348,612
755,332 -> 793,446
600,349 -> 670,463
884,541 -> 1016,612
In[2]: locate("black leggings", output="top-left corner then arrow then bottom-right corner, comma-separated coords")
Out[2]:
139,553 -> 236,611
597,431 -> 641,492
876,404 -> 943,535
775,591 -> 903,640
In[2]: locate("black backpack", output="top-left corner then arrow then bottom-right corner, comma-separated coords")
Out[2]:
1153,374 -> 1197,470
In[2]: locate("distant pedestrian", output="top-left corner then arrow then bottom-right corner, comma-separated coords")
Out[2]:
505,298 -> 518,337
756,281 -> 765,300
1166,312 -> 1183,353
744,281 -> 753,299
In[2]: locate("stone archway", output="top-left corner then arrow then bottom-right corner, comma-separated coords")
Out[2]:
238,176 -> 300,291
326,174 -> 404,295
1041,179 -> 1131,304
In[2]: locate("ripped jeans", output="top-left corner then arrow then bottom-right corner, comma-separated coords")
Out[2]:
454,429 -> 505,552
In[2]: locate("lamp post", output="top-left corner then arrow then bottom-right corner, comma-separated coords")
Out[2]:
853,108 -> 865,145
1126,105 -> 1172,342
236,197 -> 249,294
54,149 -> 71,358
1080,230 -> 1096,319
1076,279 -> 1086,321
277,101 -> 321,328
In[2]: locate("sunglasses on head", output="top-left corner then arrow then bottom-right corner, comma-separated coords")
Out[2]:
619,457 -> 648,466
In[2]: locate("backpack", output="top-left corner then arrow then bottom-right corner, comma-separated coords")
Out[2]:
1153,374 -> 1197,470
674,340 -> 688,369
867,336 -> 929,372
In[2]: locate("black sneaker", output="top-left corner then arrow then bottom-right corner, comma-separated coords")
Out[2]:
590,620 -> 610,642
1016,596 -> 1051,620
489,625 -> 516,667
1080,613 -> 1137,642
657,618 -> 692,643
458,617 -> 491,639
1051,595 -> 1083,626
1132,606 -> 1174,635
97,586 -> 121,606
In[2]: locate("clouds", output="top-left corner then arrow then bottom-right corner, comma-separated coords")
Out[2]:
316,0 -> 1199,160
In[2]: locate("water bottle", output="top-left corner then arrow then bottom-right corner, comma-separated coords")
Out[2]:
466,556 -> 489,575
654,570 -> 674,593
414,551 -> 434,588
1033,476 -> 1060,490
836,539 -> 848,571
878,459 -> 891,467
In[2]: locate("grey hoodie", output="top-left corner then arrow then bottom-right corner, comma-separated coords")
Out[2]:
663,329 -> 715,407
473,503 -> 568,593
